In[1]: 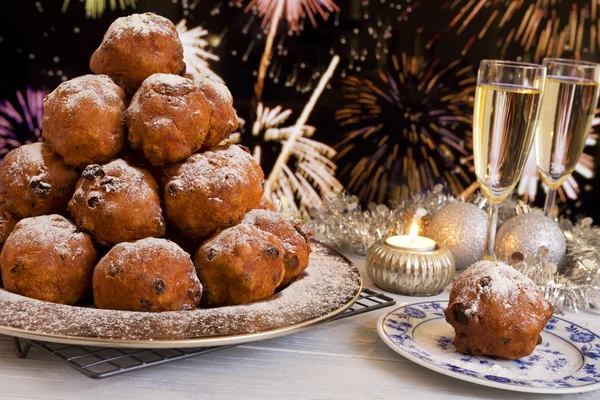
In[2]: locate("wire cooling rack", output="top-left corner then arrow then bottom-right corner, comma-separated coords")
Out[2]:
10,287 -> 395,379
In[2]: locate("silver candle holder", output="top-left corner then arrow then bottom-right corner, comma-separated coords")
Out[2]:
366,238 -> 456,296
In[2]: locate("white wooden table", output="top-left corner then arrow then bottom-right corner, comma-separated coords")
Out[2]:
1,253 -> 599,400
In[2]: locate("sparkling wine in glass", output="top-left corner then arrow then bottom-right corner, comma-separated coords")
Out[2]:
535,58 -> 600,216
473,60 -> 546,259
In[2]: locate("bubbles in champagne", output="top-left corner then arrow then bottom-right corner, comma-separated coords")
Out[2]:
535,77 -> 600,189
473,83 -> 541,202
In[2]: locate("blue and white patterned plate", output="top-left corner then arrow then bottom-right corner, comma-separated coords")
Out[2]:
377,301 -> 600,394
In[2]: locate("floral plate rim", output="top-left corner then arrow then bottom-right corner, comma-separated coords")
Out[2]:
377,300 -> 600,394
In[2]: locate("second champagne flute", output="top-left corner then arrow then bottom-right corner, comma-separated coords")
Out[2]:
473,60 -> 546,259
535,58 -> 600,217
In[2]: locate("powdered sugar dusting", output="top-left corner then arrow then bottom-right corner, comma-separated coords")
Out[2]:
190,71 -> 233,106
114,237 -> 192,265
0,242 -> 361,343
94,159 -> 156,201
187,71 -> 238,141
69,159 -> 164,246
454,260 -> 544,317
127,74 -> 195,117
45,75 -> 124,113
168,145 -> 256,189
6,215 -> 89,261
11,215 -> 80,242
242,209 -> 310,256
143,73 -> 191,88
2,142 -> 47,179
106,13 -> 173,40
203,224 -> 266,255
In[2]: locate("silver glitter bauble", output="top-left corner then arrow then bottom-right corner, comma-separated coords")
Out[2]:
426,202 -> 487,270
495,212 -> 567,265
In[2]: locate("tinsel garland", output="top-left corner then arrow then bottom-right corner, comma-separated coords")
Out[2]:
307,185 -> 516,255
511,224 -> 600,314
306,185 -> 455,255
564,218 -> 600,267
308,190 -> 600,313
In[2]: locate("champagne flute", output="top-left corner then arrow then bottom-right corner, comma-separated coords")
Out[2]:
473,60 -> 546,259
535,58 -> 600,217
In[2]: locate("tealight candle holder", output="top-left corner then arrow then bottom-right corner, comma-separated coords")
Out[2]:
366,223 -> 456,296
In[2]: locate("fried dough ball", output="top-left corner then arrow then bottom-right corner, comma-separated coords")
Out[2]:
242,210 -> 311,288
0,215 -> 98,305
93,238 -> 202,312
194,224 -> 284,306
0,143 -> 79,218
445,260 -> 553,360
68,159 -> 165,246
90,13 -> 186,95
187,72 -> 238,147
0,196 -> 18,249
126,74 -> 211,166
163,144 -> 264,239
42,75 -> 126,168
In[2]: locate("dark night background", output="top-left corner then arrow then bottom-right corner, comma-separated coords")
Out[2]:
1,0 -> 600,220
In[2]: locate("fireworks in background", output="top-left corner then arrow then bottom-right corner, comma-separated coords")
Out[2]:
176,19 -> 221,79
217,1 -> 344,215
205,0 -> 600,210
61,0 -> 137,19
228,54 -> 342,217
239,0 -> 340,33
220,0 -> 415,94
199,0 -> 422,103
229,0 -> 345,99
335,53 -> 476,205
253,0 -> 419,93
6,0 -> 600,215
422,0 -> 600,209
0,88 -> 46,159
229,101 -> 342,217
229,102 -> 311,162
518,109 -> 600,211
428,0 -> 599,61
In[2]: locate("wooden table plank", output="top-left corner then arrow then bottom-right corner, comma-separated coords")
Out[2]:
1,252 -> 599,399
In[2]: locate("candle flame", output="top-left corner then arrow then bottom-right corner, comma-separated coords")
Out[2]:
409,222 -> 419,239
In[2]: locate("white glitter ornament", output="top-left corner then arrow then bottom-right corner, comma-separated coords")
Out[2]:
495,212 -> 567,265
426,202 -> 487,270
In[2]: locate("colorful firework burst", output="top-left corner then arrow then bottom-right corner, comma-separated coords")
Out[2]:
61,0 -> 136,19
335,53 -> 476,205
229,102 -> 343,216
220,0 -> 418,95
0,89 -> 46,159
176,19 -> 221,79
235,0 -> 340,98
428,0 -> 600,61
240,0 -> 340,33
262,0 -> 419,93
222,0 -> 338,96
518,110 -> 599,204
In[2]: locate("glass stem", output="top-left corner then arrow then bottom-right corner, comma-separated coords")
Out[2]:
483,203 -> 499,260
544,188 -> 557,217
